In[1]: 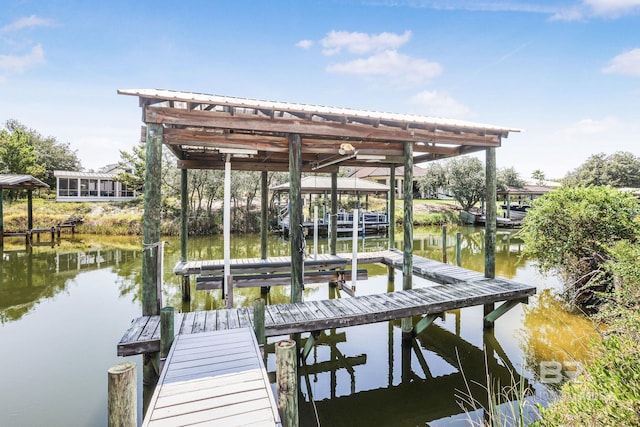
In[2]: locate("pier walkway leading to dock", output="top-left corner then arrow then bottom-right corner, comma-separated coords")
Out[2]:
142,328 -> 281,427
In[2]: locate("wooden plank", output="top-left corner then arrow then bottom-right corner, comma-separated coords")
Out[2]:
204,310 -> 218,332
143,328 -> 279,427
180,311 -> 196,334
192,311 -> 207,333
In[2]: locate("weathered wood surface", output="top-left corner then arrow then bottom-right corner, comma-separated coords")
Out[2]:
142,328 -> 280,427
174,253 -> 348,276
195,269 -> 368,290
118,275 -> 535,356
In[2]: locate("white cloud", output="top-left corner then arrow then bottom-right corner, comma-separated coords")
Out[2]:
0,44 -> 45,73
320,30 -> 411,56
326,50 -> 442,83
603,48 -> 640,76
552,0 -> 640,20
584,0 -> 640,17
296,39 -> 313,49
560,117 -> 621,140
1,15 -> 54,33
408,90 -> 472,119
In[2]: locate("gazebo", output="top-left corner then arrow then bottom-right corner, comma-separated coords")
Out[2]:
118,87 -> 519,318
0,174 -> 50,246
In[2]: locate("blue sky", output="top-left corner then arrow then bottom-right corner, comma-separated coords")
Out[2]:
1,0 -> 639,179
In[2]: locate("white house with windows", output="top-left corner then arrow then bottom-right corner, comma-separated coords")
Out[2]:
54,166 -> 136,202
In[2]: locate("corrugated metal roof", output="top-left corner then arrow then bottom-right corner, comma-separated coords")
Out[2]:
0,174 -> 50,189
118,88 -> 522,134
271,176 -> 389,194
54,170 -> 120,180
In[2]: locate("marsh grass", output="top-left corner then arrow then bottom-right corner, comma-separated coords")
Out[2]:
456,349 -> 538,426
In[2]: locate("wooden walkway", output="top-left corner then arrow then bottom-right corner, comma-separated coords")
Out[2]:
174,253 -> 347,276
142,328 -> 281,427
118,276 -> 535,356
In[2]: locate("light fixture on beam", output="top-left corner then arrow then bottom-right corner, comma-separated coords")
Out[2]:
218,148 -> 258,155
356,154 -> 386,161
312,151 -> 358,171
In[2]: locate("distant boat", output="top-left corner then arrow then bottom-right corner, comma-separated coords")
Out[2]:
501,205 -> 530,221
460,210 -> 478,225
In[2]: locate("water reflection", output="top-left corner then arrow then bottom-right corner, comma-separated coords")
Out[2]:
285,319 -> 529,426
0,240 -> 141,323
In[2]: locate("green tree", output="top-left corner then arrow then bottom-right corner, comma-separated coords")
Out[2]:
520,185 -> 640,306
417,162 -> 447,198
564,152 -> 640,187
0,128 -> 46,178
497,166 -> 525,191
4,119 -> 81,187
446,156 -> 485,211
117,140 -> 146,194
531,169 -> 546,185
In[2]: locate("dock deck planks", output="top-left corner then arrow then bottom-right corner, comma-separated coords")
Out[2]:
118,276 -> 535,356
142,328 -> 281,427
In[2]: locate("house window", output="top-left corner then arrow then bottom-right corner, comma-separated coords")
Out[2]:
120,183 -> 134,197
58,178 -> 78,197
100,180 -> 115,197
81,179 -> 98,196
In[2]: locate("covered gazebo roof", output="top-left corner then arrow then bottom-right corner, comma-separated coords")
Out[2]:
118,88 -> 519,172
0,174 -> 49,190
271,176 -> 389,195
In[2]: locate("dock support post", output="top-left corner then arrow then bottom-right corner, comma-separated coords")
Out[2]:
0,188 -> 3,247
180,169 -> 188,264
456,232 -> 462,267
401,142 -> 414,339
143,123 -> 163,390
330,172 -> 337,256
442,225 -> 447,263
108,361 -> 137,427
160,306 -> 174,359
261,171 -> 268,260
180,169 -> 191,302
27,189 -> 33,232
276,339 -> 298,427
143,123 -> 163,317
253,298 -> 266,347
484,147 -> 497,329
289,134 -> 303,303
389,166 -> 395,250
224,156 -> 233,309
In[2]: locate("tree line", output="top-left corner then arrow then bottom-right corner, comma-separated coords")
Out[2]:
417,151 -> 640,211
0,119 -> 81,189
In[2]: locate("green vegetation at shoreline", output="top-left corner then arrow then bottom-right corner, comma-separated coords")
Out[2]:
1,197 -> 463,235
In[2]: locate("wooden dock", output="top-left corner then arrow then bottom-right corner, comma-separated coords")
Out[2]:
118,274 -> 535,356
142,328 -> 281,427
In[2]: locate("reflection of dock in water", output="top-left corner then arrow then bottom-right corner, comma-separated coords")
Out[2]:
55,249 -> 139,273
299,322 -> 528,426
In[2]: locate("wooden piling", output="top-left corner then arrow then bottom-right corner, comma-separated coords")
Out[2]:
108,361 -> 137,427
160,306 -> 174,359
484,146 -> 497,329
289,134 -> 303,303
261,171 -> 268,260
442,225 -> 447,263
27,189 -> 33,231
253,298 -> 266,346
401,142 -> 414,338
389,166 -> 395,249
143,123 -> 163,317
456,232 -> 462,267
276,339 -> 298,427
180,168 -> 188,264
330,172 -> 338,256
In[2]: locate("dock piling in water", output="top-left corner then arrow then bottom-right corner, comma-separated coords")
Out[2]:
108,361 -> 136,427
276,339 -> 298,427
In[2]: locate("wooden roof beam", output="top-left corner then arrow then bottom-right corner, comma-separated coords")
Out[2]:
145,107 -> 501,146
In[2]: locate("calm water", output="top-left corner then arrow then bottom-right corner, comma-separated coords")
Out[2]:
0,227 -> 599,426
